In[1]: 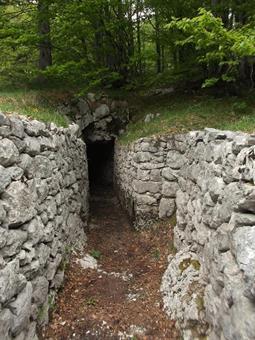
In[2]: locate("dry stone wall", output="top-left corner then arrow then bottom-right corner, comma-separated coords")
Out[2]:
60,93 -> 129,142
0,112 -> 89,340
114,129 -> 255,339
114,136 -> 182,227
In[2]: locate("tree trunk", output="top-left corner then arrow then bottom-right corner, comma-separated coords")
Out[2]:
38,0 -> 52,70
155,9 -> 161,73
136,0 -> 142,75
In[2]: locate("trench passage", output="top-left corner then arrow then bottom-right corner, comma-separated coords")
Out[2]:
41,142 -> 179,339
87,140 -> 114,194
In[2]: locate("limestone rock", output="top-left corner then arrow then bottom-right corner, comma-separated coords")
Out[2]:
77,98 -> 90,115
32,276 -> 49,306
159,198 -> 176,218
26,155 -> 53,179
51,270 -> 64,289
0,165 -> 12,193
133,180 -> 161,194
162,181 -> 179,198
18,154 -> 32,173
0,260 -> 26,304
1,230 -> 28,258
135,194 -> 157,206
0,308 -> 13,340
0,205 -> 7,225
9,136 -> 26,153
162,168 -> 179,181
166,150 -> 186,169
9,282 -> 32,336
46,254 -> 62,281
0,112 -> 10,126
23,217 -> 44,246
161,249 -> 207,338
24,120 -> 46,137
94,104 -> 110,121
9,117 -> 24,139
2,181 -> 36,227
233,226 -> 255,281
0,139 -> 19,167
24,137 -> 40,156
77,254 -> 98,270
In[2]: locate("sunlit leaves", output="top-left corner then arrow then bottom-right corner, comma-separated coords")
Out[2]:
166,8 -> 255,86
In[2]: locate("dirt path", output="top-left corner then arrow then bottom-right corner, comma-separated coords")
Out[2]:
41,190 -> 179,340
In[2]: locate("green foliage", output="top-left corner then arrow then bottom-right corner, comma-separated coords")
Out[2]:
86,297 -> 98,307
151,248 -> 161,261
196,294 -> 205,312
90,249 -> 102,260
166,8 -> 255,87
48,294 -> 56,312
0,1 -> 254,92
86,297 -> 97,306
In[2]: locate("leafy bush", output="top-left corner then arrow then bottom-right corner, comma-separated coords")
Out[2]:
166,9 -> 255,88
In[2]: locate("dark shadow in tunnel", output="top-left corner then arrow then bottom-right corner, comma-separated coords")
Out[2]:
87,140 -> 115,195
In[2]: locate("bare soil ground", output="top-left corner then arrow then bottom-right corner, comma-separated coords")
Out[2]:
41,189 -> 179,340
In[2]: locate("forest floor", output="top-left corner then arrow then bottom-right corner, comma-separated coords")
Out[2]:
41,188 -> 179,340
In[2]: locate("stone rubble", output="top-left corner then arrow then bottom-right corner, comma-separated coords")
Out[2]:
114,128 -> 255,339
0,112 -> 89,339
77,254 -> 98,270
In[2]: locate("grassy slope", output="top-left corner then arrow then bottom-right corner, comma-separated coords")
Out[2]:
1,89 -> 255,141
120,92 -> 255,144
0,90 -> 68,127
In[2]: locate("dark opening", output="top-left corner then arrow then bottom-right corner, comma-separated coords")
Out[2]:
87,140 -> 115,193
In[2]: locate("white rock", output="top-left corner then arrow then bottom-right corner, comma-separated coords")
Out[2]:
77,254 -> 98,270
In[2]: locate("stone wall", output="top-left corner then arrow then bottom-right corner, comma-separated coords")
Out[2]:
114,135 -> 184,228
114,129 -> 255,339
60,93 -> 129,142
0,112 -> 89,340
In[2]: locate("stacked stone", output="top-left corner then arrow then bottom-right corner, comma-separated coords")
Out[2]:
68,93 -> 129,142
115,128 -> 255,339
0,112 -> 89,340
114,135 -> 184,228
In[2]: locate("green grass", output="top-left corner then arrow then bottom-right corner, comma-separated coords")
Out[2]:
90,249 -> 102,260
0,90 -> 69,127
120,93 -> 255,144
2,88 -> 255,139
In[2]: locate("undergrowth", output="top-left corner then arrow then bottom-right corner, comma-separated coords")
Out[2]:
119,92 -> 255,144
2,88 -> 255,139
0,90 -> 68,127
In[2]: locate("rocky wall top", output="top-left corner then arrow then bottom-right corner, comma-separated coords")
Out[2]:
0,112 -> 89,340
60,93 -> 129,142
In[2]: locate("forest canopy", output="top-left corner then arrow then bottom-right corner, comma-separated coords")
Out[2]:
0,0 -> 254,91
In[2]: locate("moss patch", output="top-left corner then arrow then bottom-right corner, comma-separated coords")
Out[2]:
179,258 -> 201,273
196,294 -> 205,313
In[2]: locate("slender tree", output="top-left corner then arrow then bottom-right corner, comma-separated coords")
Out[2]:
38,0 -> 52,70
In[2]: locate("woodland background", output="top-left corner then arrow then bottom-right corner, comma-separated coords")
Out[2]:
0,0 -> 255,93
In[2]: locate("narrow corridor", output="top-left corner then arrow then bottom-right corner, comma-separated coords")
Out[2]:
42,188 -> 179,339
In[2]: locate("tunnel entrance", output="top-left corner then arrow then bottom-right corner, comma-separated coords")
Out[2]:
87,140 -> 115,193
